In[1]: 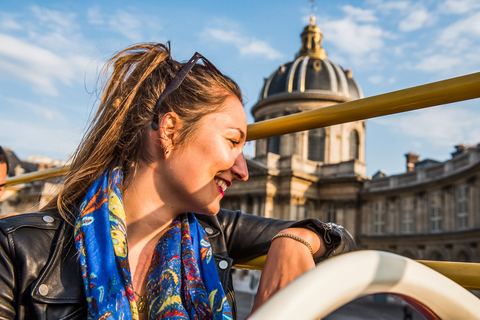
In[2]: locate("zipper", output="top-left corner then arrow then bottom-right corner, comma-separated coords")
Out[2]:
226,286 -> 237,320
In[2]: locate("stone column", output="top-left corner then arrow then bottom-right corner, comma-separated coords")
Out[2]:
240,198 -> 247,214
252,197 -> 259,216
289,202 -> 297,221
265,195 -> 274,218
259,197 -> 265,217
468,178 -> 478,228
443,187 -> 454,231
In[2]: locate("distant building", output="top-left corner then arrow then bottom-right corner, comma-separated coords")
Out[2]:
359,144 -> 480,262
221,15 -> 480,318
222,17 -> 480,263
222,16 -> 366,237
0,148 -> 66,216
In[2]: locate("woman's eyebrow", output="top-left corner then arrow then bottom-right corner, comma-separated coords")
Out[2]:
228,127 -> 246,140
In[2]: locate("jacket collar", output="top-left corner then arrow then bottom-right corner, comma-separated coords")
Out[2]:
31,216 -> 85,304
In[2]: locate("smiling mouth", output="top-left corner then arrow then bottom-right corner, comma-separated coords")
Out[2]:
215,178 -> 228,193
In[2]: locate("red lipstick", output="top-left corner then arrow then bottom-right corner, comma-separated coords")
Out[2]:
217,185 -> 225,196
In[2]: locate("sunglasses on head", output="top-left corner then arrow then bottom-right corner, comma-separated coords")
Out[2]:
151,52 -> 221,130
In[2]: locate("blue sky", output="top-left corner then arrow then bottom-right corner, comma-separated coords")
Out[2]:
0,0 -> 479,176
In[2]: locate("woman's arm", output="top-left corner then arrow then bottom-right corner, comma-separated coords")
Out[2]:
251,227 -> 324,313
204,209 -> 356,314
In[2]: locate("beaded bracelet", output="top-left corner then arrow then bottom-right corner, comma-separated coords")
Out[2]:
271,233 -> 314,257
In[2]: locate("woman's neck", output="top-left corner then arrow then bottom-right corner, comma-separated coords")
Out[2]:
122,163 -> 178,287
123,163 -> 178,243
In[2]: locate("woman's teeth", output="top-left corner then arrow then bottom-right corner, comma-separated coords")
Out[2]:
215,179 -> 227,192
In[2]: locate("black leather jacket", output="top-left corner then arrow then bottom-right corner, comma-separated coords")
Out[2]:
0,209 -> 330,320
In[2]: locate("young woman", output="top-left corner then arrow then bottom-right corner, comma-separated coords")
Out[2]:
0,146 -> 8,201
0,43 -> 355,320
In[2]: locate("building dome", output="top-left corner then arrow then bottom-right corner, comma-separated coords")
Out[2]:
257,17 -> 363,104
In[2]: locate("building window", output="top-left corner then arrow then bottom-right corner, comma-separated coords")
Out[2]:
429,193 -> 442,233
401,250 -> 415,259
326,203 -> 336,222
305,200 -> 316,219
267,136 -> 280,154
372,200 -> 385,235
401,197 -> 414,234
349,130 -> 359,160
308,128 -> 325,162
456,251 -> 470,262
456,185 -> 469,230
430,251 -> 444,261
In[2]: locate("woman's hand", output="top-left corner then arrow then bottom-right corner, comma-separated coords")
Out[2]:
250,228 -> 326,314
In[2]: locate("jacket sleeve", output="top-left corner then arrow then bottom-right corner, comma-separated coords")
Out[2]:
213,209 -> 297,264
0,226 -> 16,319
205,209 -> 347,265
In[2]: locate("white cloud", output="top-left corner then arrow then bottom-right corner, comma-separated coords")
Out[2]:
371,105 -> 480,148
439,11 -> 480,44
0,12 -> 21,30
0,95 -> 66,122
368,75 -> 395,85
0,118 -> 79,159
376,1 -> 410,12
393,42 -> 417,57
398,7 -> 432,32
108,10 -> 142,42
322,18 -> 386,56
0,33 -> 92,95
369,75 -> 384,84
438,0 -> 480,14
30,5 -> 76,32
405,11 -> 480,75
86,7 -> 144,42
87,6 -> 104,25
411,54 -> 463,73
202,28 -> 283,60
341,5 -> 377,22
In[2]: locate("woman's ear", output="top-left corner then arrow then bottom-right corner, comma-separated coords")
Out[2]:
158,112 -> 180,151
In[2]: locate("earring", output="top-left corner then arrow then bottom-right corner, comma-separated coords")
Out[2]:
164,149 -> 170,154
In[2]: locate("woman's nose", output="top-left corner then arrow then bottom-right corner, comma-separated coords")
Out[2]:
232,153 -> 249,181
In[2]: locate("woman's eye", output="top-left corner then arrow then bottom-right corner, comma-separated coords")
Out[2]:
229,139 -> 239,146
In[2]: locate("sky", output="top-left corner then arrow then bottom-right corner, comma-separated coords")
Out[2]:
0,0 -> 479,177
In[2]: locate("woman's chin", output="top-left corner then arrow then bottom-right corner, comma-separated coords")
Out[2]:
195,203 -> 220,216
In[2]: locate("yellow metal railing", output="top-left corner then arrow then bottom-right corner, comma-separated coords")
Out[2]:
418,260 -> 480,291
5,72 -> 480,188
5,166 -> 70,187
233,255 -> 480,291
4,72 -> 480,291
247,72 -> 480,141
6,72 -> 480,188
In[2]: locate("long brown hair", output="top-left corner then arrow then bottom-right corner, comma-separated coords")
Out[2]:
42,42 -> 242,223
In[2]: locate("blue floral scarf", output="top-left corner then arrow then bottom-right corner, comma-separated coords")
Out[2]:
74,166 -> 232,319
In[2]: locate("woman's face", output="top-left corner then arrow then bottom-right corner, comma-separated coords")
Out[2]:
0,162 -> 6,201
163,96 -> 249,215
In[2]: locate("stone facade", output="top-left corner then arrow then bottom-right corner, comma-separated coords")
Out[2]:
222,17 -> 480,264
222,17 -> 366,239
358,146 -> 480,262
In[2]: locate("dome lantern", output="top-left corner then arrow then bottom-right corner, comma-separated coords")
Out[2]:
297,16 -> 327,59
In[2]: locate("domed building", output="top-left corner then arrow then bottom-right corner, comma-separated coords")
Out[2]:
253,17 -> 364,169
222,14 -> 480,319
222,17 -> 366,236
221,17 -> 480,265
